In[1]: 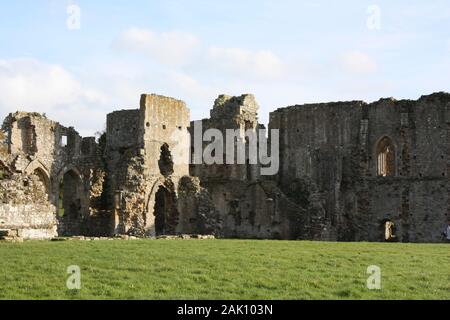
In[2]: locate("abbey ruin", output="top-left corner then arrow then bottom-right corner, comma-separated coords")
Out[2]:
1,92 -> 449,242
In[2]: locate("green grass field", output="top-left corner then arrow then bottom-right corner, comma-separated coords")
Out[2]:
0,240 -> 448,300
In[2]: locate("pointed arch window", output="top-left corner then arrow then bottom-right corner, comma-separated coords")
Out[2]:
376,137 -> 395,177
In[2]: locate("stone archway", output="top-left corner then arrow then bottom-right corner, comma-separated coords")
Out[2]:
144,179 -> 180,237
153,185 -> 180,236
25,160 -> 50,193
154,186 -> 171,236
58,169 -> 84,235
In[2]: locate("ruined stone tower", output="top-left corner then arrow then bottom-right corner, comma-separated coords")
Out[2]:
106,94 -> 191,236
190,94 -> 261,182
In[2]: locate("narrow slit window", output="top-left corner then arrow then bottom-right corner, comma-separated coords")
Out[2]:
61,135 -> 68,147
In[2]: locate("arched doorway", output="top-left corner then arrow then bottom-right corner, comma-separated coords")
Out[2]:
376,137 -> 396,177
153,186 -> 178,236
59,169 -> 83,235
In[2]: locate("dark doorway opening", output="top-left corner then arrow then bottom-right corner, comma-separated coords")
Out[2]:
59,170 -> 83,235
153,186 -> 178,236
62,170 -> 82,219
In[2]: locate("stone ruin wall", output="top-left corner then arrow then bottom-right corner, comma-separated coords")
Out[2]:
106,94 -> 220,238
0,92 -> 449,242
189,94 -> 304,239
0,112 -> 107,239
0,160 -> 56,239
270,92 -> 450,242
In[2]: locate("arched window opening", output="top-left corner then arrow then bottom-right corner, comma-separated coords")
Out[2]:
376,137 -> 395,177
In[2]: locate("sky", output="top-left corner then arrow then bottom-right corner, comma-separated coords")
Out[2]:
0,0 -> 449,136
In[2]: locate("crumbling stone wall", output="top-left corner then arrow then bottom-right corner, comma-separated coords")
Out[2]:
106,94 -> 206,237
1,91 -> 448,243
198,179 -> 304,239
190,94 -> 261,182
0,167 -> 56,239
0,112 -> 105,239
270,92 -> 450,242
189,94 -> 306,239
176,176 -> 222,236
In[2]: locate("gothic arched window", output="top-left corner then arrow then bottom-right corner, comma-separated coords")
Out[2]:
376,137 -> 395,177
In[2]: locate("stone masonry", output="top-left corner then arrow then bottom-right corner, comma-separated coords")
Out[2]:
0,92 -> 448,242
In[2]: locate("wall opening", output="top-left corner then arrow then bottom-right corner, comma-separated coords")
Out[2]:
376,137 -> 395,177
58,170 -> 82,220
244,120 -> 254,131
158,143 -> 174,177
153,186 -> 175,236
383,220 -> 396,242
0,161 -> 10,180
26,124 -> 37,154
61,135 -> 68,147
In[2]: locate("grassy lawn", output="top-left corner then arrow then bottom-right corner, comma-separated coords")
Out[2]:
0,240 -> 448,300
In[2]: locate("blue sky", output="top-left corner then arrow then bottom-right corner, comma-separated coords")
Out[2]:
0,0 -> 449,136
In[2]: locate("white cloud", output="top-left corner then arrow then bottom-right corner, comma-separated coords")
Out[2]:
0,57 -> 218,133
113,27 -> 200,66
340,51 -> 377,74
207,47 -> 284,79
112,27 -> 286,81
0,58 -> 109,136
168,71 -> 216,101
113,28 -> 284,79
0,58 -> 75,107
